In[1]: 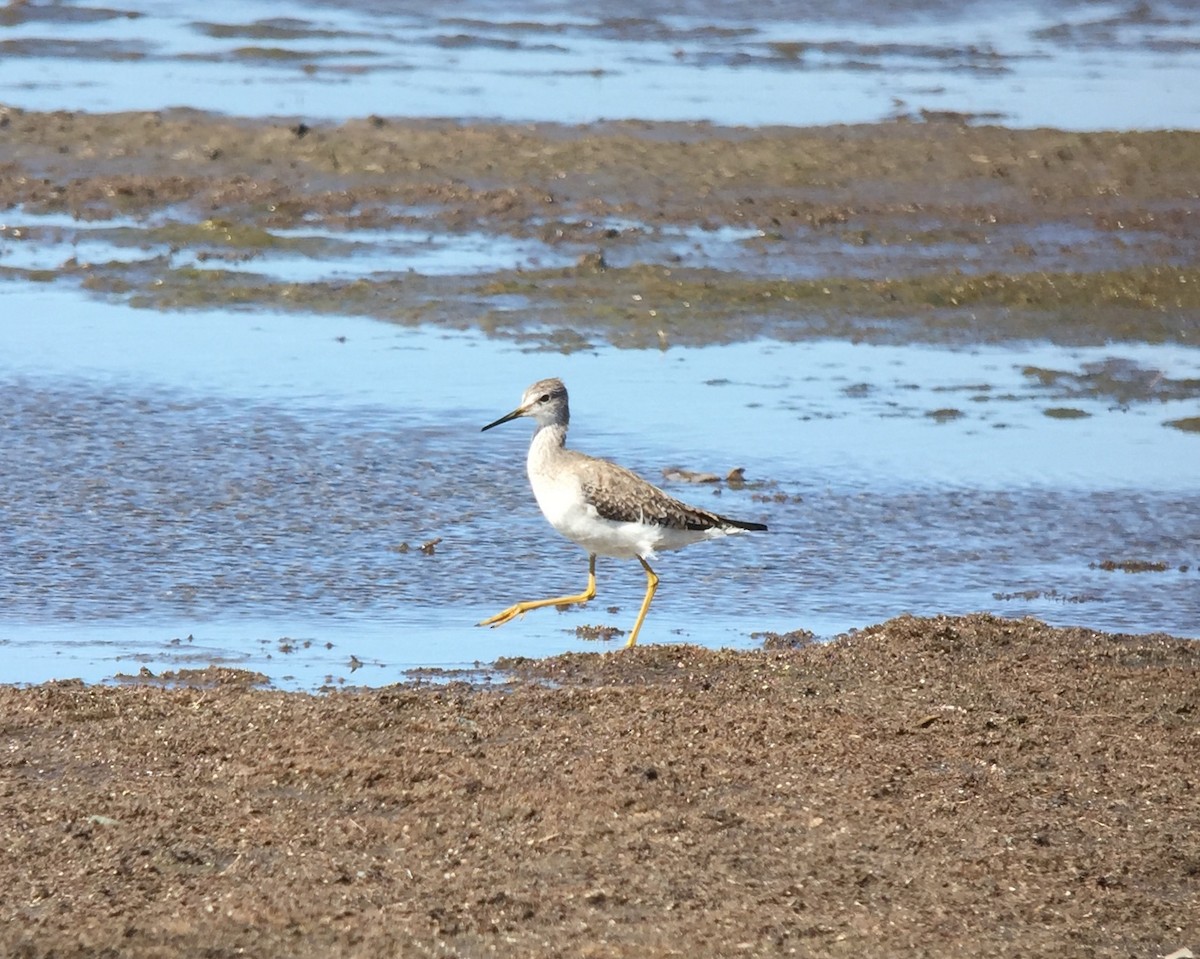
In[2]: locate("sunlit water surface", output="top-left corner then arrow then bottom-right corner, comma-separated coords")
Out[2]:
0,0 -> 1197,128
2,2 -> 1197,687
3,209 -> 1189,286
1,284 -> 1197,688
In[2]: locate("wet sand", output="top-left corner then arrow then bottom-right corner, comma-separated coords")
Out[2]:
3,614 -> 1198,957
2,109 -> 1199,955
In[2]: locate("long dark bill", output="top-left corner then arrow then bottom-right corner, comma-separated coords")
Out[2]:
481,407 -> 526,432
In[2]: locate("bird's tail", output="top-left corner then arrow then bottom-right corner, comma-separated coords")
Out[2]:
723,517 -> 768,532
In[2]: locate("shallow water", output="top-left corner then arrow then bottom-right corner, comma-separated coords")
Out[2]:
3,208 -> 1188,294
1,284 -> 1196,688
1,0 -> 1198,686
0,210 -> 578,281
0,0 -> 1197,129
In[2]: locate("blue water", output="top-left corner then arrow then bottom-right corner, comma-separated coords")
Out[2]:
0,1 -> 1197,687
0,0 -> 1196,129
1,284 -> 1197,688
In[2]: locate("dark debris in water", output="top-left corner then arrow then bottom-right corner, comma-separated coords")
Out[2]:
662,464 -> 748,483
1091,559 -> 1174,573
390,537 -> 443,555
402,665 -> 501,684
192,19 -> 353,42
662,466 -> 721,484
114,665 -> 270,688
574,624 -> 625,642
1022,357 -> 1200,405
751,628 -> 818,649
993,588 -> 1102,604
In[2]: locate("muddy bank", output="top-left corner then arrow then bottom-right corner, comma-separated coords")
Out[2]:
2,614 -> 1197,958
1,108 -> 1198,347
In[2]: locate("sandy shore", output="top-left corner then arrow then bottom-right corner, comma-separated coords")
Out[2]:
2,614 -> 1197,957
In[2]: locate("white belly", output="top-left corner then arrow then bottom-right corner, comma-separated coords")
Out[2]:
530,470 -> 723,560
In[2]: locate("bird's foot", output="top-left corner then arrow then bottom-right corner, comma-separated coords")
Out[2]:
478,604 -> 528,628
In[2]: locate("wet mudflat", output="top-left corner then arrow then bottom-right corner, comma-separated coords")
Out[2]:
3,615 -> 1198,957
2,110 -> 1198,351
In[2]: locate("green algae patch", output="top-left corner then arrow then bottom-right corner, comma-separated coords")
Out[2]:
485,263 -> 1200,318
874,266 -> 1200,313
153,219 -> 290,249
479,262 -> 1200,346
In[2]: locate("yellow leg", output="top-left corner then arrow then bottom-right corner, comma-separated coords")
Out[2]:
625,557 -> 659,648
479,554 -> 597,628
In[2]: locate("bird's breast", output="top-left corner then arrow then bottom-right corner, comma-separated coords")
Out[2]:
529,470 -> 584,531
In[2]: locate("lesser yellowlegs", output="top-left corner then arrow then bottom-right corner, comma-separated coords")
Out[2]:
479,378 -> 767,647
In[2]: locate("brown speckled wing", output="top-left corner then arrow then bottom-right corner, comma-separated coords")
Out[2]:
574,453 -> 764,532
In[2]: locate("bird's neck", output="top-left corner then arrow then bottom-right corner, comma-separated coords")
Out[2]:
527,421 -> 567,475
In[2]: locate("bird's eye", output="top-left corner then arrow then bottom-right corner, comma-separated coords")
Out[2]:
539,393 -> 550,403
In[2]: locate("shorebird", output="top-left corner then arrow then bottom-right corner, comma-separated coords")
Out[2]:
479,377 -> 767,647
